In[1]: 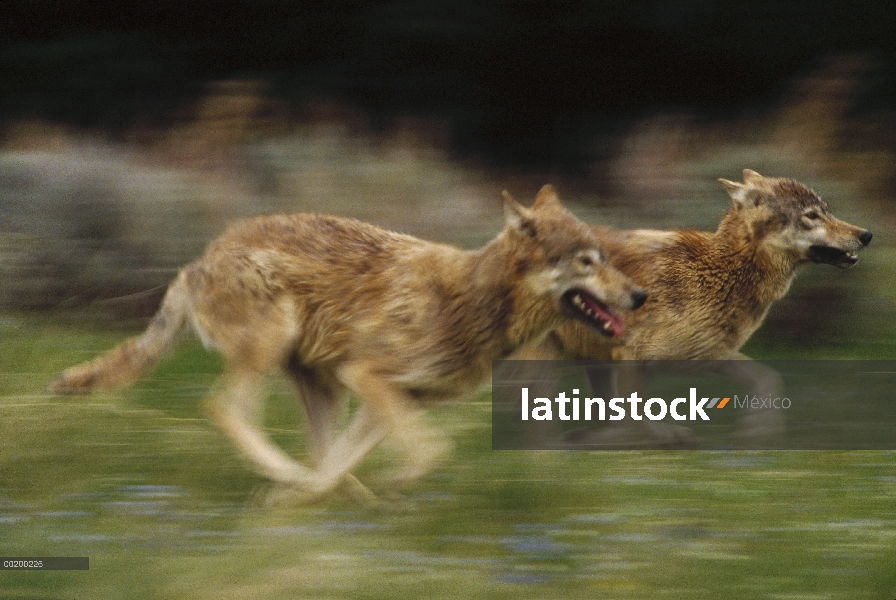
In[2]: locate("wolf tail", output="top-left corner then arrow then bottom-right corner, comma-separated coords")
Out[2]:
49,271 -> 192,395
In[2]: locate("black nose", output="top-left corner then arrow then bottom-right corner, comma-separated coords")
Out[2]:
859,230 -> 873,246
631,290 -> 648,310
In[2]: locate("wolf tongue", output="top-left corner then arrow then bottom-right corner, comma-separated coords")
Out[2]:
579,293 -> 625,337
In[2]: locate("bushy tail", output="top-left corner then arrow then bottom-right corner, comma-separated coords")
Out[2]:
49,272 -> 191,395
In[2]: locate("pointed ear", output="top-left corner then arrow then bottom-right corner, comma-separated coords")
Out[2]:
532,184 -> 563,211
502,190 -> 535,231
719,178 -> 749,207
742,168 -> 763,183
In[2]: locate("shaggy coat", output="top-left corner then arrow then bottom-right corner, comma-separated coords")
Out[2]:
51,186 -> 646,501
551,169 -> 872,361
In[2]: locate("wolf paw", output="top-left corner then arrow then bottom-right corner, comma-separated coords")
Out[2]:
249,474 -> 381,508
394,436 -> 453,486
47,369 -> 96,395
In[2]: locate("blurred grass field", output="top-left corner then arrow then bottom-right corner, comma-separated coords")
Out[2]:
2,312 -> 896,599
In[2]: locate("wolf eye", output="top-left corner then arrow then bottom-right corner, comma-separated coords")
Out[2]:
577,255 -> 594,268
805,211 -> 820,220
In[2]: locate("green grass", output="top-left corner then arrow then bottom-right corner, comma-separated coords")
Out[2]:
2,313 -> 896,599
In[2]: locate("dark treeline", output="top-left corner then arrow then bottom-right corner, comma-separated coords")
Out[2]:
2,1 -> 895,167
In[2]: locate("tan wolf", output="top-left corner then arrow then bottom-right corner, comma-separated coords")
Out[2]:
50,186 -> 647,501
522,170 -> 873,445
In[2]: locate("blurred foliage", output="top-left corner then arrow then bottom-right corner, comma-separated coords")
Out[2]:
1,54 -> 893,355
0,0 -> 896,347
0,105 -> 498,315
2,2 -> 896,166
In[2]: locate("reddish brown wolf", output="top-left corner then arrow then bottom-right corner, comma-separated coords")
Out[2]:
551,169 -> 872,362
50,186 -> 646,501
529,170 -> 872,446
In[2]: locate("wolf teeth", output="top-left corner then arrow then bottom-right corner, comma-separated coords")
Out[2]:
602,321 -> 612,331
572,293 -> 607,325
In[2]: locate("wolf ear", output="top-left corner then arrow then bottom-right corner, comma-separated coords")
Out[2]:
502,190 -> 536,236
742,168 -> 764,183
532,184 -> 563,211
719,178 -> 750,208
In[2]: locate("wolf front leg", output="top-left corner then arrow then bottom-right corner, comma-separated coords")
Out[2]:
713,354 -> 785,445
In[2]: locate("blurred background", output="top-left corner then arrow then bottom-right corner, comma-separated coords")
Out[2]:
2,2 -> 896,599
2,0 -> 895,354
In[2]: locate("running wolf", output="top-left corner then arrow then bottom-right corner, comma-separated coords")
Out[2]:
50,186 -> 647,500
553,169 -> 871,362
523,170 -> 872,445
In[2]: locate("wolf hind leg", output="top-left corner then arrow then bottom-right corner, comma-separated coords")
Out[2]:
203,368 -> 315,486
261,404 -> 387,505
355,368 -> 453,488
321,363 -> 452,492
286,364 -> 378,503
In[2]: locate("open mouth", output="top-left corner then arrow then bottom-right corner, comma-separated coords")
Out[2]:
561,290 -> 625,337
808,245 -> 858,268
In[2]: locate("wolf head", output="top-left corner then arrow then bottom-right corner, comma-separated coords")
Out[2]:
501,185 -> 647,336
719,169 -> 872,268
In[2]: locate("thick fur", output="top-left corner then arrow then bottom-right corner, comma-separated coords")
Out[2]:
50,186 -> 645,501
518,170 -> 873,448
550,169 -> 872,362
